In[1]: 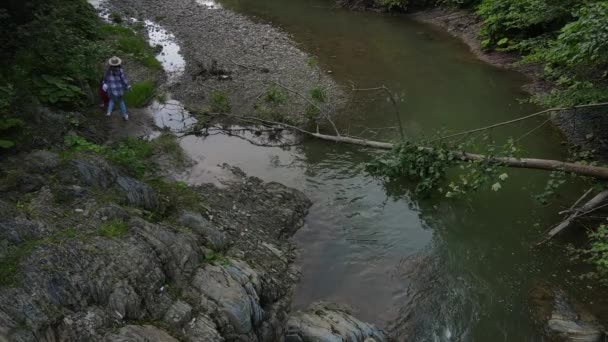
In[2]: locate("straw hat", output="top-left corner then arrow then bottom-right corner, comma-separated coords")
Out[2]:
108,56 -> 122,66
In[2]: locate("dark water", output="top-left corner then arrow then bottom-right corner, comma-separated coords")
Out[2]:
172,0 -> 603,340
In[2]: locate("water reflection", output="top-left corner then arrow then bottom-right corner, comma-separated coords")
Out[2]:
196,0 -> 223,9
144,20 -> 186,81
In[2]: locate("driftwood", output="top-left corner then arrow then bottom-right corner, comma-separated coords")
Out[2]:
539,190 -> 608,242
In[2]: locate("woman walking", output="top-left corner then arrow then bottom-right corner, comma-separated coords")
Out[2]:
103,56 -> 131,121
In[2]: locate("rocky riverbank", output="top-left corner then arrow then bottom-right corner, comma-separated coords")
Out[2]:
0,0 -> 388,340
0,148 -> 387,341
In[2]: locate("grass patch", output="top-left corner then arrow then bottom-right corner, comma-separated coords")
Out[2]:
124,80 -> 155,107
0,240 -> 43,287
98,219 -> 129,238
64,134 -> 186,179
309,87 -> 327,103
116,36 -> 151,56
203,250 -> 230,266
0,227 -> 89,287
64,135 -> 155,178
147,178 -> 205,220
265,86 -> 287,104
101,24 -> 162,72
141,55 -> 162,69
209,91 -> 231,113
151,133 -> 187,164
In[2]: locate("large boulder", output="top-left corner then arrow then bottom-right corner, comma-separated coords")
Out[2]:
284,302 -> 388,342
177,210 -> 228,250
529,283 -> 605,341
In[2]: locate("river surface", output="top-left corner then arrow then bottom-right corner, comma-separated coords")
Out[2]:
159,0 -> 601,340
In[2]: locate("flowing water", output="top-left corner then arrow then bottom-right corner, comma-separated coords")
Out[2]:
145,1 -> 603,340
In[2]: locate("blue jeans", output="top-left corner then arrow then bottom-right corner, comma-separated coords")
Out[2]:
108,96 -> 127,116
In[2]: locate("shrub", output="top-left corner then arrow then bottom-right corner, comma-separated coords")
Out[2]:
477,0 -> 578,50
577,224 -> 608,285
110,12 -> 123,24
124,80 -> 155,107
2,0 -> 104,108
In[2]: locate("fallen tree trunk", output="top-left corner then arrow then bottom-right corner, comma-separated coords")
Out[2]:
311,132 -> 608,180
192,112 -> 608,180
544,190 -> 608,240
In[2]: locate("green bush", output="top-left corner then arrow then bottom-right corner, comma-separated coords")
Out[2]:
578,224 -> 608,285
377,0 -> 408,11
477,0 -> 578,50
2,0 -> 104,108
477,0 -> 608,106
124,80 -> 155,107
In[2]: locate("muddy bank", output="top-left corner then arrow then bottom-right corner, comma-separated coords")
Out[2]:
100,0 -> 343,126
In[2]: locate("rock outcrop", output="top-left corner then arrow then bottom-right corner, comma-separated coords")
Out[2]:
284,302 -> 389,342
529,283 -> 606,342
0,151 -> 311,341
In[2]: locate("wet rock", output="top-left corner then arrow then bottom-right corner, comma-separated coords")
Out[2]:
53,184 -> 89,203
0,155 -> 311,342
116,175 -> 158,210
55,307 -> 109,341
71,158 -> 118,189
95,204 -> 131,221
190,264 -> 264,337
284,302 -> 388,342
529,283 -> 605,341
23,151 -> 60,174
182,314 -> 224,341
108,282 -> 143,320
104,325 -> 180,341
177,210 -> 228,250
163,300 -> 192,327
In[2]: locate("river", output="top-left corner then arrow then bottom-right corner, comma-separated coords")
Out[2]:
156,0 -> 603,340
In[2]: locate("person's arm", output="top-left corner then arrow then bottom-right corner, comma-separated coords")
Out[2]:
101,73 -> 108,92
120,69 -> 131,89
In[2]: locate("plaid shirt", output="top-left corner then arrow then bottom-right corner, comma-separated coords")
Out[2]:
104,68 -> 130,97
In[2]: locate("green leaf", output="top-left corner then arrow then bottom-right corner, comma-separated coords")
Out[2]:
497,37 -> 509,46
0,139 -> 15,148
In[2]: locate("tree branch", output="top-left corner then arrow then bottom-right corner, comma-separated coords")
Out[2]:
431,102 -> 608,142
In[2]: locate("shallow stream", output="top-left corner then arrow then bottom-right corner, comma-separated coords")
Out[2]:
144,0 -> 604,340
